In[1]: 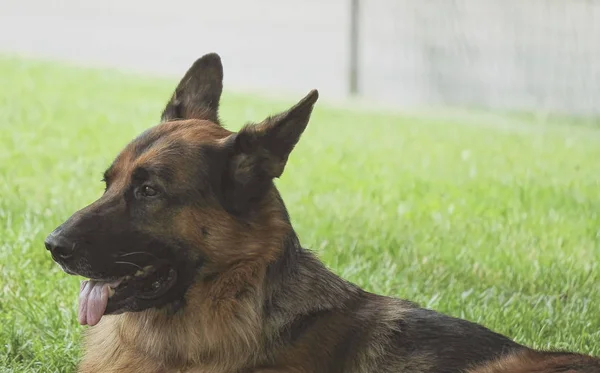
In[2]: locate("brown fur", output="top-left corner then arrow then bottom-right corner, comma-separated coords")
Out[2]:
468,350 -> 600,373
45,53 -> 598,373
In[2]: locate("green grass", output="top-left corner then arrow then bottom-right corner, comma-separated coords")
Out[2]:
1,56 -> 599,372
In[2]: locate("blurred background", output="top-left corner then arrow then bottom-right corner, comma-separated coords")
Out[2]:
2,0 -> 599,116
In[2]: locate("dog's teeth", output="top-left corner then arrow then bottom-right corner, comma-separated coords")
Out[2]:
133,266 -> 154,278
108,287 -> 115,297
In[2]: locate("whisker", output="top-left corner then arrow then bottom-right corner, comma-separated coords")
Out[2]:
114,261 -> 143,270
118,251 -> 158,259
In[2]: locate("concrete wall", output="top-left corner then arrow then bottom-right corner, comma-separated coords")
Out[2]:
1,0 -> 598,115
361,0 -> 600,115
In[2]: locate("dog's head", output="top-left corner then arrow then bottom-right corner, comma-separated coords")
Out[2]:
44,53 -> 318,325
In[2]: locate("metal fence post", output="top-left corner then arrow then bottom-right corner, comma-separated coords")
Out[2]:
349,0 -> 360,96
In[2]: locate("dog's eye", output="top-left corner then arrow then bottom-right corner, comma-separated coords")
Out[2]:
139,185 -> 159,198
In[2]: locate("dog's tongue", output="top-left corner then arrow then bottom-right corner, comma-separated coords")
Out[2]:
78,280 -> 112,326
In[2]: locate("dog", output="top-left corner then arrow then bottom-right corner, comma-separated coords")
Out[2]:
45,53 -> 599,373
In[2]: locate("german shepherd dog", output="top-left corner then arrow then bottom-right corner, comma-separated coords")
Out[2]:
45,53 -> 600,373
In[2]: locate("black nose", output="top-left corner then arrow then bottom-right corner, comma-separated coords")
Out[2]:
44,233 -> 76,259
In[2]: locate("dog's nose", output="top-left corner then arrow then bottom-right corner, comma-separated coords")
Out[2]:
44,233 -> 75,259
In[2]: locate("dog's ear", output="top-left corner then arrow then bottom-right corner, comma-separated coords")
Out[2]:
161,53 -> 224,124
222,90 -> 319,213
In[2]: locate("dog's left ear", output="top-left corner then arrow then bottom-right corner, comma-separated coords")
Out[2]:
161,53 -> 223,124
222,89 -> 319,213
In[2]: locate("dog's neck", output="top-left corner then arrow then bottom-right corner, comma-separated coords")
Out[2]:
262,193 -> 361,319
264,232 -> 361,318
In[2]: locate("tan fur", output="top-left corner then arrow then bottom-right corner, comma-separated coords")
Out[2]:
468,349 -> 600,373
80,278 -> 263,372
174,199 -> 289,267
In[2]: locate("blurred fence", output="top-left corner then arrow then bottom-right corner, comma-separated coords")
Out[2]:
359,0 -> 600,116
0,0 -> 598,116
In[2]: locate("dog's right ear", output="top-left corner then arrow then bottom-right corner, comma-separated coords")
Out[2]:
161,53 -> 224,124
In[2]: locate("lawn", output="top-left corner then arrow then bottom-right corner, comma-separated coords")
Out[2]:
1,56 -> 599,372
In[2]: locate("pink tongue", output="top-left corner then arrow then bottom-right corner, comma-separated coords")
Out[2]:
78,280 -> 110,326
